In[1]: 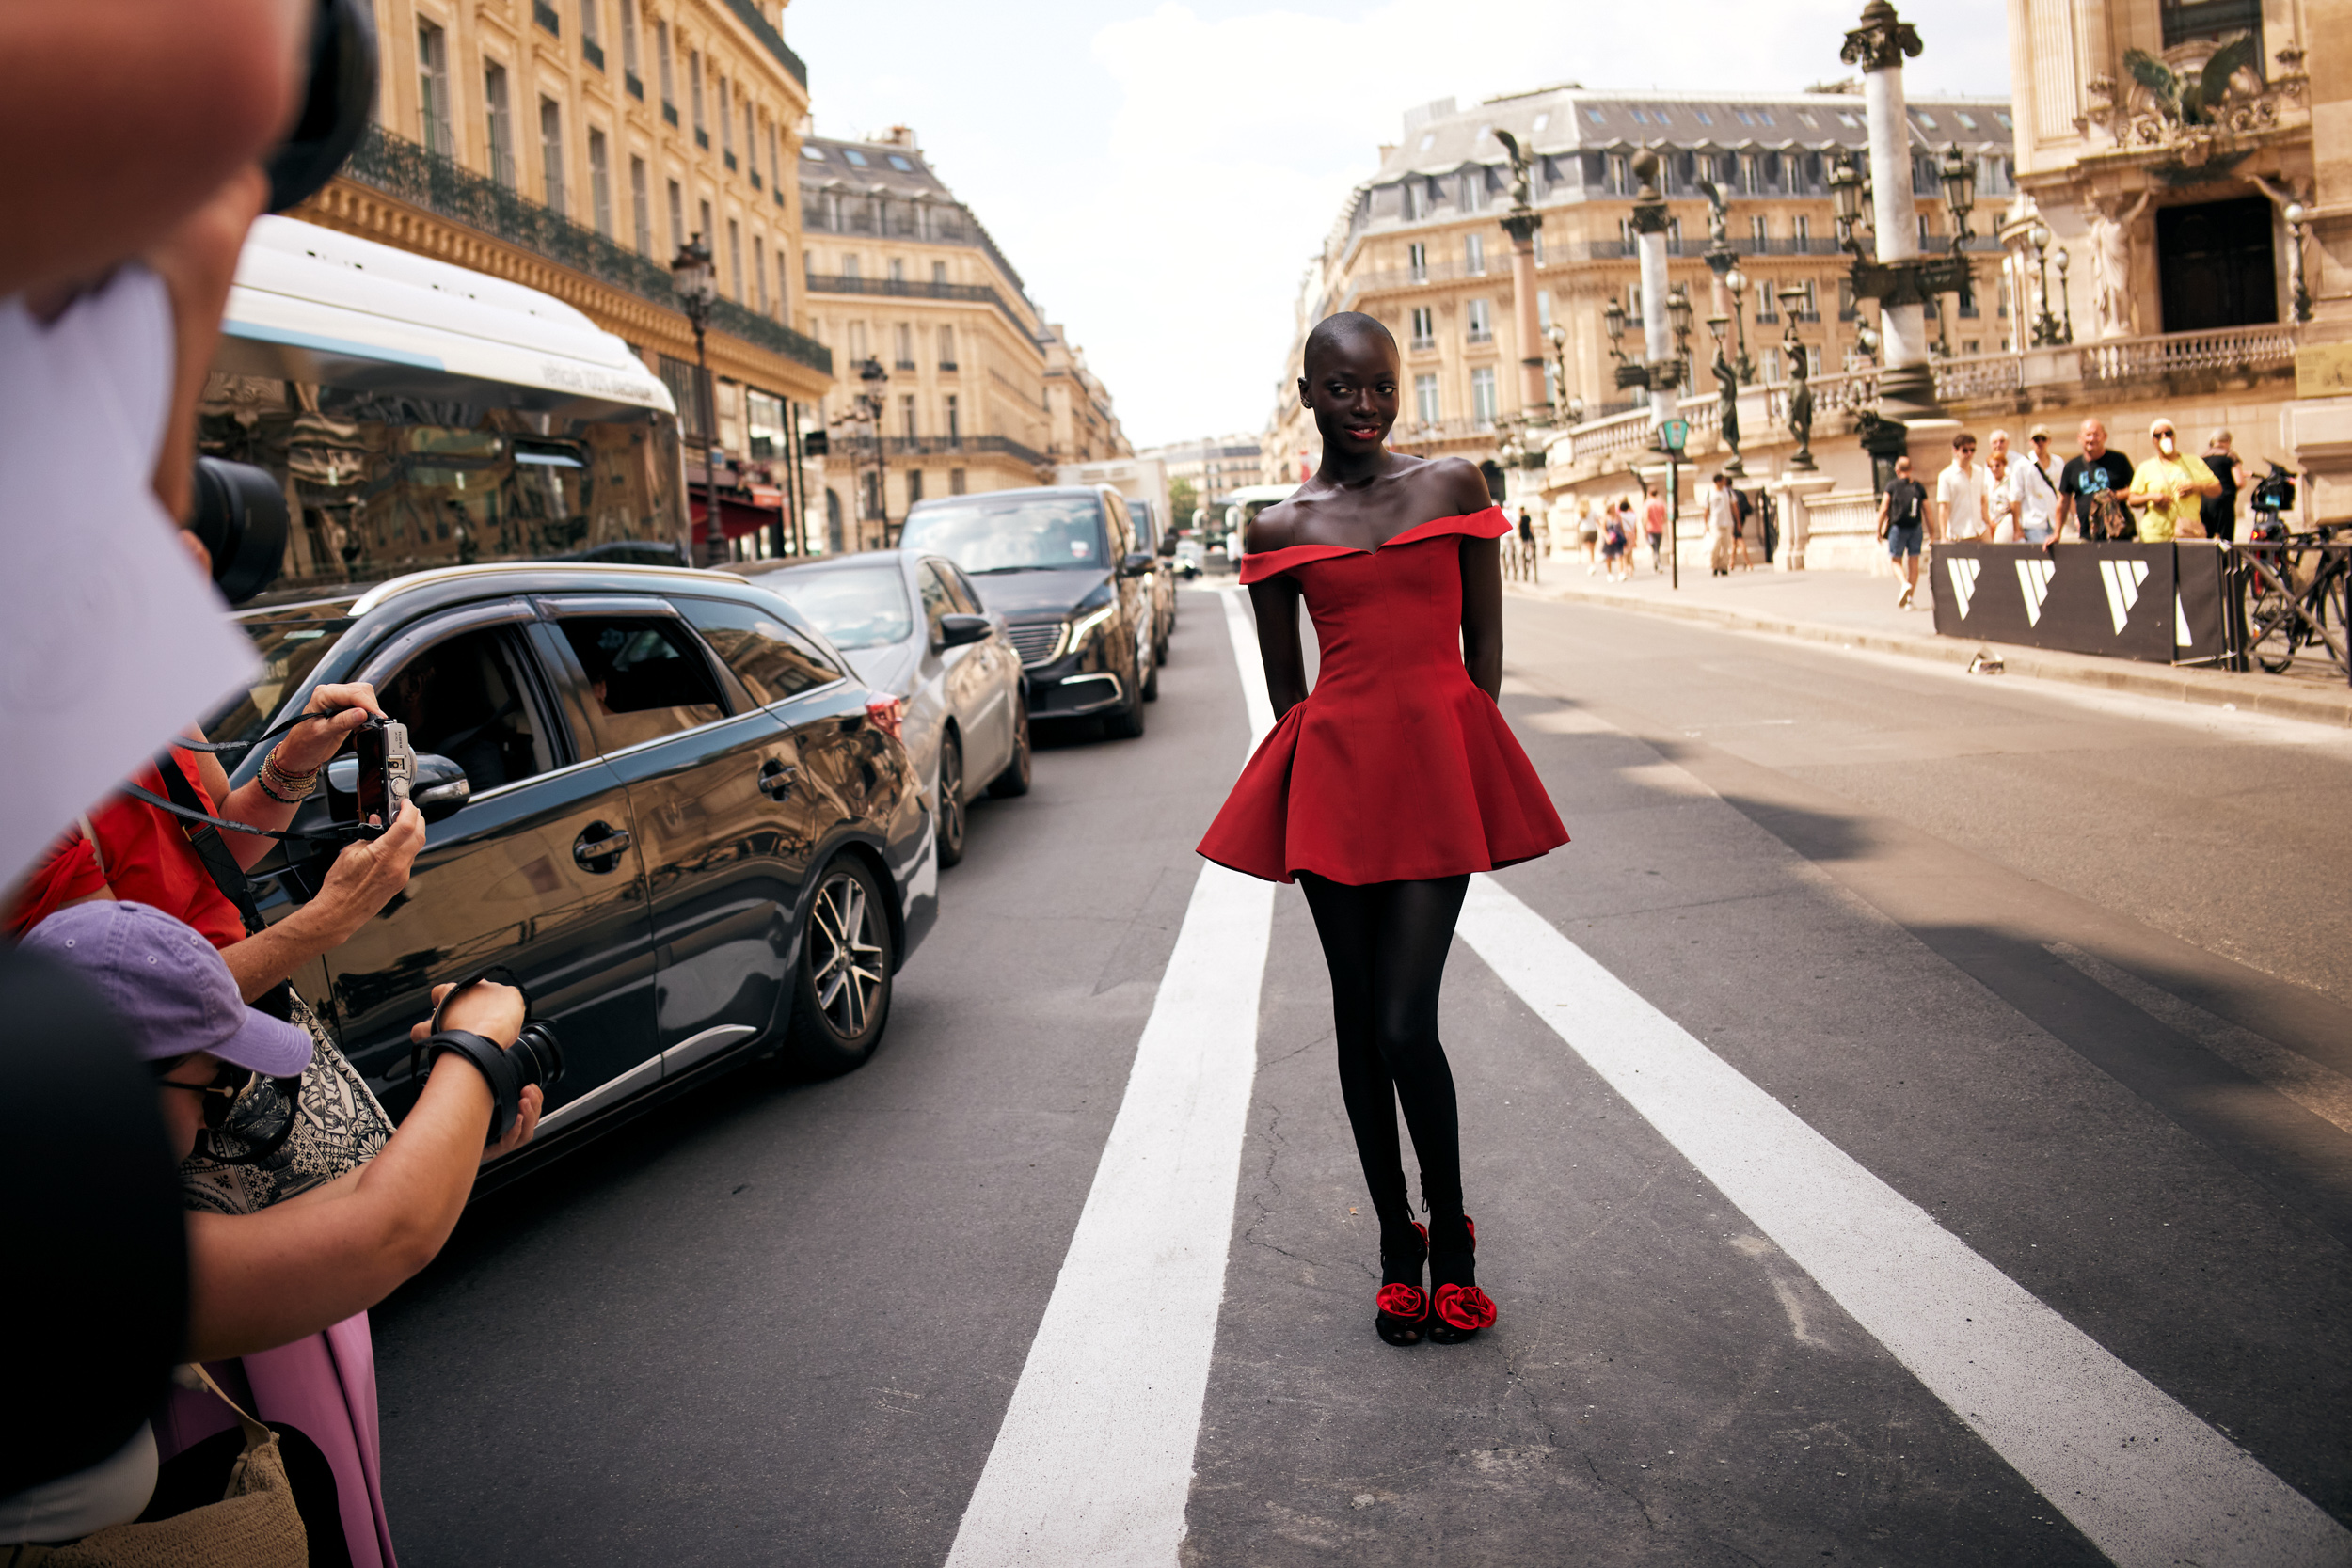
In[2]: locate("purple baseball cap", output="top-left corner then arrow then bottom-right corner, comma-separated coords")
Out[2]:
20,901 -> 313,1078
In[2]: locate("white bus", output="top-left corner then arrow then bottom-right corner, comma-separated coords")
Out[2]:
202,215 -> 686,596
1216,483 -> 1299,568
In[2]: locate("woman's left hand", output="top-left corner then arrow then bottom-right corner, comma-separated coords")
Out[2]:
275,682 -> 385,772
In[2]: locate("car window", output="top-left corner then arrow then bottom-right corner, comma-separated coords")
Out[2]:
557,615 -> 727,751
897,495 -> 1105,573
916,561 -> 954,639
675,596 -> 845,705
207,604 -> 362,747
762,564 -> 913,650
381,626 -> 557,792
938,562 -> 983,615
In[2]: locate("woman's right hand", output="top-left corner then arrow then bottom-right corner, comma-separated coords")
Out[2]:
412,978 -> 526,1049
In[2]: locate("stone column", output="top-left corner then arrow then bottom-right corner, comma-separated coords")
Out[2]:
1769,473 -> 1837,570
1503,211 -> 1548,415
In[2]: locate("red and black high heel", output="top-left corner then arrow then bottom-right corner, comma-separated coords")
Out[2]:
1427,1216 -> 1496,1343
1375,1222 -> 1431,1346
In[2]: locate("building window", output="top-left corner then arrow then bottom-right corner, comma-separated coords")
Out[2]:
418,23 -> 453,156
754,234 -> 767,311
932,261 -> 947,285
1415,372 -> 1440,423
745,103 -> 757,180
726,219 -> 742,297
1536,290 -> 1551,329
666,179 -> 685,252
888,258 -> 905,283
1750,214 -> 1768,247
718,76 -> 733,162
1407,242 -> 1427,281
946,394 -> 961,441
1409,306 -> 1435,349
689,50 -> 705,143
580,0 -> 601,66
484,62 -> 515,187
950,467 -> 966,495
588,129 -> 612,235
1957,276 -> 1979,318
1838,278 -> 1858,321
1470,366 -> 1498,424
1756,282 -> 1777,322
1465,232 -> 1485,275
656,21 -> 675,118
1466,298 -> 1493,344
907,469 -> 924,506
847,321 -> 868,361
938,325 -> 955,367
539,98 -> 565,213
900,394 -> 917,438
619,0 -> 641,89
842,253 -> 861,279
1460,169 -> 1486,212
895,322 -> 914,369
1609,155 -> 1629,194
1792,214 -> 1811,246
1533,230 -> 1545,266
767,121 -> 782,193
629,156 -> 651,254
1404,182 -> 1428,222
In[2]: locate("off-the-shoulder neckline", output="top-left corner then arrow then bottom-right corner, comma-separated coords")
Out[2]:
1243,505 -> 1506,562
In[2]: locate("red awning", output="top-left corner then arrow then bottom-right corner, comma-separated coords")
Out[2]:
691,494 -> 783,542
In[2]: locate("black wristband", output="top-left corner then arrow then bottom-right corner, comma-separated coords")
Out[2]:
417,1029 -> 521,1144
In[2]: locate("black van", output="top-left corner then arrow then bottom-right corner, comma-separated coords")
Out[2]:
898,484 -> 1158,738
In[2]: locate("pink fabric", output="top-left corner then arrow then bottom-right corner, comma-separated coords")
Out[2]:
156,1314 -> 397,1568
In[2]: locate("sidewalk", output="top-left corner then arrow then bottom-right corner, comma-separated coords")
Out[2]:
1509,558 -> 2352,728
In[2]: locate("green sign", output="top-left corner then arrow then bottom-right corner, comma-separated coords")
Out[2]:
1660,418 -> 1690,453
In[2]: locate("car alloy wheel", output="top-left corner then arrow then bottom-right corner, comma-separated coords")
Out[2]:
786,856 -> 895,1075
937,732 -> 966,867
989,692 -> 1032,798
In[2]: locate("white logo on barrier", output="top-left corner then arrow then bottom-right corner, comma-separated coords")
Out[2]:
2176,594 -> 2193,648
1947,558 -> 1981,618
2015,558 -> 2056,626
2099,558 -> 2150,634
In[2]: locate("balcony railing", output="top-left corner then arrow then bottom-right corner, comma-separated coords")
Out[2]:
721,0 -> 809,89
831,434 -> 1050,467
340,124 -> 831,378
802,272 -> 1033,341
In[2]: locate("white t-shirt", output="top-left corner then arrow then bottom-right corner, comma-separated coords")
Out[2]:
1937,461 -> 1990,539
2012,455 -> 2061,540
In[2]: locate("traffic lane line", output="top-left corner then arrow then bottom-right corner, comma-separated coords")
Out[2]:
1493,675 -> 2352,1524
942,588 -> 1274,1568
1458,872 -> 2352,1568
1185,881 -> 2099,1567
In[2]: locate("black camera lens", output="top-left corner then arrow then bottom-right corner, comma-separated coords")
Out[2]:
266,0 -> 381,214
509,1022 -> 565,1092
189,457 -> 291,604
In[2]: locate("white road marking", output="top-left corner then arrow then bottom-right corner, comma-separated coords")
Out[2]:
943,588 -> 1275,1567
1456,875 -> 2352,1568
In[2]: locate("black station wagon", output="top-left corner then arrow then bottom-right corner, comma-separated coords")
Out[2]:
209,562 -> 937,1178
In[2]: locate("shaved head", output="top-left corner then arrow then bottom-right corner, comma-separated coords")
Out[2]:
1303,311 -> 1397,379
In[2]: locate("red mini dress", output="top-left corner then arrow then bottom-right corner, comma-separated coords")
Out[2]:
1198,506 -> 1568,886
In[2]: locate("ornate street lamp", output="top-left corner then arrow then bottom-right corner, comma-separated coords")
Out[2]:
670,234 -> 720,561
2053,245 -> 2075,341
2026,222 -> 2068,346
1938,143 -> 1977,252
856,355 -> 890,545
1723,266 -> 1756,383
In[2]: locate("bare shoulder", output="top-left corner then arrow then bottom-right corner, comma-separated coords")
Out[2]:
1422,456 -> 1497,517
1243,494 -> 1304,554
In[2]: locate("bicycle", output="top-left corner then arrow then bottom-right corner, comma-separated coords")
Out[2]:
2240,523 -> 2349,676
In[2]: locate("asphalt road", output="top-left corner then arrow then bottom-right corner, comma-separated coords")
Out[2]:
372,582 -> 2352,1567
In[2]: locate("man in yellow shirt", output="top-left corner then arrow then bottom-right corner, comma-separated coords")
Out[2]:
2124,418 -> 2221,542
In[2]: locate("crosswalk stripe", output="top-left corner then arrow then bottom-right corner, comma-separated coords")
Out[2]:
1455,873 -> 2351,1568
942,588 -> 1275,1567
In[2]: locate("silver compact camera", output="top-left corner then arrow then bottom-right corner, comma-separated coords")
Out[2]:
351,717 -> 414,829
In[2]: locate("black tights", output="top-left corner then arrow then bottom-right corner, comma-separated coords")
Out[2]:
1298,872 -> 1473,1258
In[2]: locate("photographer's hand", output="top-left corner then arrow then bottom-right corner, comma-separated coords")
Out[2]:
219,801 -> 425,1003
408,980 -> 542,1164
271,683 -> 387,774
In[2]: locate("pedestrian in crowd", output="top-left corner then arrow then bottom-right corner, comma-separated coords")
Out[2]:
2201,428 -> 2242,544
1936,431 -> 1992,545
1644,484 -> 1667,572
1728,482 -> 1755,571
1516,505 -> 1539,582
1984,428 -> 2017,542
2125,417 -> 2221,542
1706,472 -> 1738,577
1876,453 -> 1929,607
1578,498 -> 1600,573
1601,502 -> 1630,581
2013,423 -> 2064,544
2058,418 -> 2137,543
10,902 -> 540,1561
1200,311 -> 1565,1349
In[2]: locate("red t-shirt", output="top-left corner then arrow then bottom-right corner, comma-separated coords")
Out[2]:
6,746 -> 247,949
1644,499 -> 1667,534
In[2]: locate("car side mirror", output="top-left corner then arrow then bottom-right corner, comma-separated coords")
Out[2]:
936,612 -> 991,649
412,753 -> 471,822
1119,551 -> 1153,578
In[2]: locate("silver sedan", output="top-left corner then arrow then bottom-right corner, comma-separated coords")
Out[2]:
745,549 -> 1030,866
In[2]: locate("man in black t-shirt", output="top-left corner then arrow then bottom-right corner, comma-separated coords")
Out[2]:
2057,418 -> 2136,542
1875,454 -> 1930,607
2201,429 -> 2240,543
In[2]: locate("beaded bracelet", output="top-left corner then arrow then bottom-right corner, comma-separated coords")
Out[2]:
257,753 -> 320,804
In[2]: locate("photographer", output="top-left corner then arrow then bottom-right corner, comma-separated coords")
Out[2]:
12,902 -> 542,1561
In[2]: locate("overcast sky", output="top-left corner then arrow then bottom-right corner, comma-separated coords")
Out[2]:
783,0 -> 2012,450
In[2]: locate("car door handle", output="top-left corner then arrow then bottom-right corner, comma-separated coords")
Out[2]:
573,824 -> 632,867
758,759 -> 799,800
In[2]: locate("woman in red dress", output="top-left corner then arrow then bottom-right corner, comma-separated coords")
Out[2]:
1200,312 -> 1567,1345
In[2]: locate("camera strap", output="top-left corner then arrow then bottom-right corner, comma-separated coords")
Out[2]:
148,755 -> 270,939
120,778 -> 363,848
